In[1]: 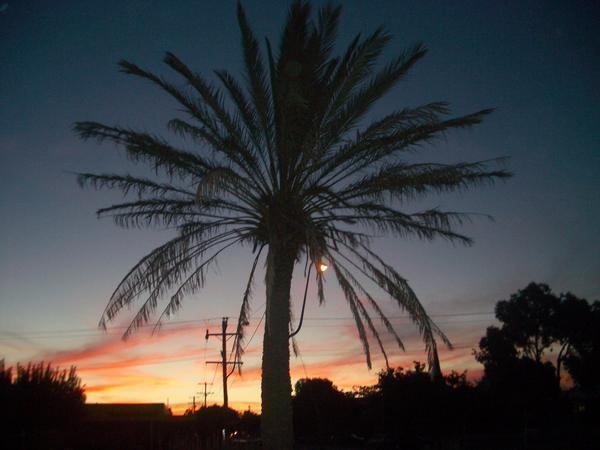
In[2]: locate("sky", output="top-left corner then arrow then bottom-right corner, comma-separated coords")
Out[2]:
1,0 -> 599,414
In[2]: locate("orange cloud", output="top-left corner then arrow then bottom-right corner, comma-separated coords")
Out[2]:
43,324 -> 201,365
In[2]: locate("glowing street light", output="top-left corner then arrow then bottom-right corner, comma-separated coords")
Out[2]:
290,260 -> 328,339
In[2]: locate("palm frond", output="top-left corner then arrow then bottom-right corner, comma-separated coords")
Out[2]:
117,60 -> 227,139
337,158 -> 512,203
330,258 -> 392,368
298,101 -> 449,186
315,109 -> 496,190
237,3 -> 276,180
331,258 -> 405,352
330,241 -> 451,373
323,43 -> 428,147
148,237 -> 246,337
329,262 -> 372,368
74,122 -> 210,178
323,28 -> 391,125
100,228 -> 243,329
77,173 -> 194,198
232,245 -> 265,370
315,205 -> 474,245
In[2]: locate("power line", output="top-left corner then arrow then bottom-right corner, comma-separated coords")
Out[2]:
0,319 -> 225,336
210,360 -> 220,385
0,311 -> 495,339
243,311 -> 265,352
301,311 -> 495,320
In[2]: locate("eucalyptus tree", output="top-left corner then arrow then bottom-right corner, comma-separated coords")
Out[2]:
75,2 -> 510,448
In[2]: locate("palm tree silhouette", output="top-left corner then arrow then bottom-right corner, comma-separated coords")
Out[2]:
75,2 -> 510,448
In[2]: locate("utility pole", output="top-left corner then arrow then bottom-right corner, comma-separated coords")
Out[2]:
206,317 -> 242,409
198,382 -> 213,408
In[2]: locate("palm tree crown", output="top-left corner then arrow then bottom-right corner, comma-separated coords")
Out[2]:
76,4 -> 510,445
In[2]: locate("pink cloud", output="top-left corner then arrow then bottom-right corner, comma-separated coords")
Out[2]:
39,323 -> 204,366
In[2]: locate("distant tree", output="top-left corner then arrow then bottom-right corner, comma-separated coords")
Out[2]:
443,369 -> 471,390
191,405 -> 239,432
0,360 -> 13,422
475,328 -> 557,393
373,361 -> 480,440
495,282 -> 559,363
474,325 -> 518,373
293,378 -> 353,442
13,361 -> 85,426
563,300 -> 600,391
292,370 -> 477,444
378,362 -> 433,435
0,359 -> 11,389
0,360 -> 86,446
475,284 -> 562,405
484,283 -> 597,385
237,409 -> 261,438
473,284 -> 600,428
552,293 -> 594,382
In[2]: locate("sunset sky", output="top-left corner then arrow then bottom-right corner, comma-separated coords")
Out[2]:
1,1 -> 598,415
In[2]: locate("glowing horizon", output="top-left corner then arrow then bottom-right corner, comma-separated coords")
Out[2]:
2,308 -> 488,415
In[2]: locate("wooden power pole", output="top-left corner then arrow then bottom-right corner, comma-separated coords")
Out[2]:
206,317 -> 242,408
198,381 -> 213,408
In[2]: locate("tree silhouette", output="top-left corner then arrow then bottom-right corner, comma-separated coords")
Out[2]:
474,283 -> 600,431
190,405 -> 239,433
552,292 -> 594,382
370,362 -> 479,442
495,282 -> 559,363
563,300 -> 600,391
293,378 -> 353,442
475,325 -> 518,371
481,282 -> 598,387
0,360 -> 85,447
75,2 -> 509,448
475,283 -> 562,404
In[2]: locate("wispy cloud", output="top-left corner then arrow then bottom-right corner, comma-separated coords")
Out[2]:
18,308 -> 488,412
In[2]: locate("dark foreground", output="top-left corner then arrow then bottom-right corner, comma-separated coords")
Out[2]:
3,417 -> 599,450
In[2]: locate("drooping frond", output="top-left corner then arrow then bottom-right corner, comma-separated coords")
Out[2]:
74,122 -> 211,178
99,226 -> 244,330
324,238 -> 452,373
232,244 -> 265,370
315,205 -> 475,245
126,236 -> 243,339
336,158 -> 512,203
77,173 -> 195,198
148,236 -> 246,337
332,258 -> 405,352
329,262 -> 372,368
330,259 -> 391,369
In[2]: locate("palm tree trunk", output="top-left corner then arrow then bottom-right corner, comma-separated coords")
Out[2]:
261,238 -> 296,450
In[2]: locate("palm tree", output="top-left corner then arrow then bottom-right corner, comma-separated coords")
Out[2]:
75,2 -> 510,449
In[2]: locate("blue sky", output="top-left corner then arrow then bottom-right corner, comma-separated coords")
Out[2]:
1,0 -> 598,411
